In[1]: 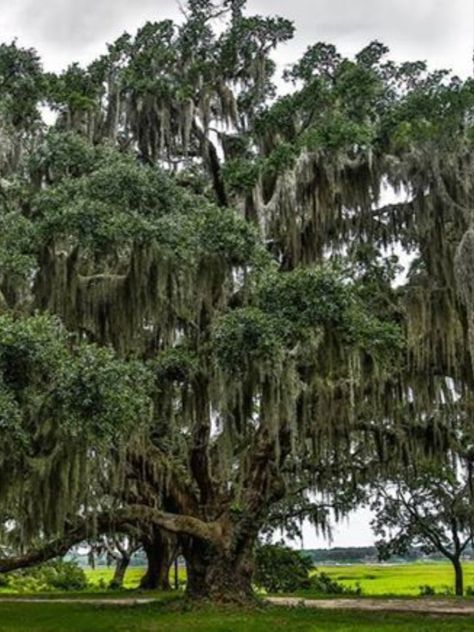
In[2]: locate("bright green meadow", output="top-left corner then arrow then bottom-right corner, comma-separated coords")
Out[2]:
313,562 -> 474,596
82,562 -> 474,597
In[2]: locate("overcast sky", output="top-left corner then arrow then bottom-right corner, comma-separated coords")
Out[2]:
1,0 -> 472,78
1,0 -> 471,549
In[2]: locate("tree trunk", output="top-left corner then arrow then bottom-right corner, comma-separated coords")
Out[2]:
452,557 -> 464,596
109,555 -> 130,589
182,532 -> 256,603
139,529 -> 173,591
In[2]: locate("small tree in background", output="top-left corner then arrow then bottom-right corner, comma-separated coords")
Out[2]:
371,463 -> 474,596
90,535 -> 141,589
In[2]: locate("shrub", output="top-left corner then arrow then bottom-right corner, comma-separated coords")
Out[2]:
254,543 -> 313,593
45,560 -> 88,591
0,573 -> 10,588
419,584 -> 436,596
4,560 -> 88,593
310,572 -> 362,595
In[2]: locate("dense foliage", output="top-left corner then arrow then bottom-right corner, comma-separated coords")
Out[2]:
0,561 -> 88,593
254,543 -> 312,593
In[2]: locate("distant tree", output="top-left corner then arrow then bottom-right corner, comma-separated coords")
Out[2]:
371,463 -> 474,596
303,546 -> 379,564
90,535 -> 141,589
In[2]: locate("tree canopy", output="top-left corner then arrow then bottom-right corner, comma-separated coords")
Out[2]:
0,0 -> 474,602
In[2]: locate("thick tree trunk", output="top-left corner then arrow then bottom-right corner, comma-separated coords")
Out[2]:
109,555 -> 130,589
182,532 -> 256,603
452,557 -> 464,596
180,431 -> 285,603
139,529 -> 173,591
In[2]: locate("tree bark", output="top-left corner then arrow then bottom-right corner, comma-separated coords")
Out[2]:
452,556 -> 464,597
139,529 -> 174,591
182,524 -> 257,603
109,555 -> 130,589
179,427 -> 289,602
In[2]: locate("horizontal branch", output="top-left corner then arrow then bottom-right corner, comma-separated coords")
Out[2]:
0,504 -> 220,574
122,505 -> 220,542
0,514 -> 115,574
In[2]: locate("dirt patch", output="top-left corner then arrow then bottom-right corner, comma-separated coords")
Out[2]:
1,596 -> 473,615
267,596 -> 474,615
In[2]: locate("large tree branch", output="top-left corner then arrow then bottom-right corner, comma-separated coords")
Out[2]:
0,512 -> 122,574
0,505 -> 220,574
126,446 -> 200,517
242,418 -> 293,518
123,505 -> 220,542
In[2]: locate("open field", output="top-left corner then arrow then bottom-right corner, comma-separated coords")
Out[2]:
313,562 -> 474,596
83,565 -> 186,590
82,562 -> 474,597
0,601 -> 473,632
84,566 -> 150,590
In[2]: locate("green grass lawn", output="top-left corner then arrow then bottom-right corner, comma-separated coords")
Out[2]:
2,564 -> 474,631
0,601 -> 473,632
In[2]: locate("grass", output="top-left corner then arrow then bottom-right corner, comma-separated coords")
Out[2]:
312,562 -> 474,596
84,566 -> 148,590
82,562 -> 474,597
2,562 -> 473,599
2,563 -> 474,630
0,601 -> 473,632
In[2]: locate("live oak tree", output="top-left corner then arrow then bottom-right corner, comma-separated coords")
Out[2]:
1,0 -> 474,602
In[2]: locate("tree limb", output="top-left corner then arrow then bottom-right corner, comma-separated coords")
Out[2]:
0,505 -> 220,574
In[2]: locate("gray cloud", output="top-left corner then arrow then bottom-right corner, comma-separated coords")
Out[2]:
11,0 -> 177,46
1,0 -> 180,69
252,0 -> 472,76
0,0 -> 471,76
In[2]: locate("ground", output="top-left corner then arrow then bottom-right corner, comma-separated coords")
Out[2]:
2,563 -> 474,631
0,601 -> 474,632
